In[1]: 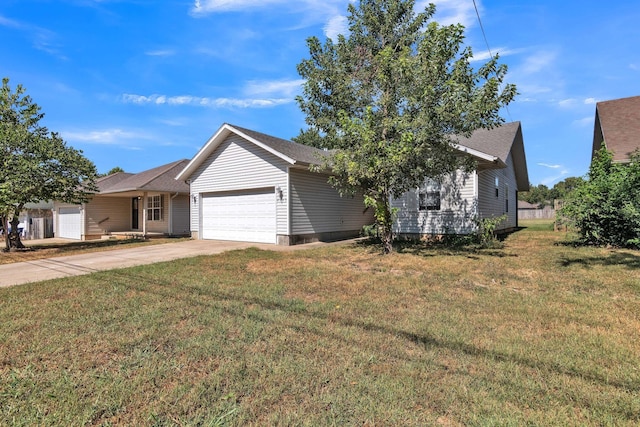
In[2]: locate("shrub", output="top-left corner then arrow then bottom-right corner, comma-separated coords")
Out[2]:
561,148 -> 640,248
474,215 -> 507,248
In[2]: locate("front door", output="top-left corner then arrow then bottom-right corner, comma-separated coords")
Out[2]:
132,197 -> 139,229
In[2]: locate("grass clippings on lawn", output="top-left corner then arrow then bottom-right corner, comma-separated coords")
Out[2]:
0,221 -> 639,425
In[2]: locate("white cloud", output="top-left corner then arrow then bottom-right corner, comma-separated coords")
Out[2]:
558,98 -> 576,108
0,14 -> 65,59
630,64 -> 640,71
121,93 -> 293,108
0,15 -> 21,29
583,97 -> 598,105
540,169 -> 569,186
418,0 -> 477,27
243,79 -> 305,97
324,14 -> 349,40
471,47 -> 522,62
520,50 -> 557,75
537,163 -> 562,169
572,116 -> 593,127
62,129 -> 150,145
145,49 -> 176,57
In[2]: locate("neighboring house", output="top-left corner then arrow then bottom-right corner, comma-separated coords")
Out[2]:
54,160 -> 190,240
392,122 -> 529,236
20,201 -> 54,240
592,95 -> 640,162
176,124 -> 374,245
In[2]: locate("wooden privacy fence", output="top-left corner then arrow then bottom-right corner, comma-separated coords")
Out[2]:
517,206 -> 555,220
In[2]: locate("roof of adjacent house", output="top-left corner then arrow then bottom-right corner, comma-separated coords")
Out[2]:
592,95 -> 640,162
517,200 -> 539,210
99,159 -> 190,194
454,121 -> 529,191
177,122 -> 529,191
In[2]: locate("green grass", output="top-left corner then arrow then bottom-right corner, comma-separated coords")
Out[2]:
1,226 -> 639,425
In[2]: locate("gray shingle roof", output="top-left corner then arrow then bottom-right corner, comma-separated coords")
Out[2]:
453,121 -> 529,191
453,121 -> 521,163
593,95 -> 640,162
96,172 -> 135,192
100,160 -> 190,194
229,124 -> 329,166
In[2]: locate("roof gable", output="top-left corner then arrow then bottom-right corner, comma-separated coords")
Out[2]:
454,122 -> 529,191
592,95 -> 640,162
176,124 -> 328,181
100,160 -> 190,194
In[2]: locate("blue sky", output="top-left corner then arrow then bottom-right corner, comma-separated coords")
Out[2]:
1,0 -> 639,185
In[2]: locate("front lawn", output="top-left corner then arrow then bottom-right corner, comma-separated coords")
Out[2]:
1,224 -> 638,425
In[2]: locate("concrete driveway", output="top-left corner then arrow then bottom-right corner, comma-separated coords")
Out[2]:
0,239 -> 350,288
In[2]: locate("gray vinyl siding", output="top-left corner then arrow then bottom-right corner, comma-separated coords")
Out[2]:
85,196 -> 130,235
189,134 -> 289,235
392,171 -> 478,235
290,169 -> 373,234
477,153 -> 518,230
170,194 -> 190,235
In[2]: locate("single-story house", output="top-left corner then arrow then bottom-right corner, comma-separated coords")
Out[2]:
177,122 -> 528,245
54,160 -> 190,240
592,95 -> 640,162
392,121 -> 529,236
176,124 -> 374,245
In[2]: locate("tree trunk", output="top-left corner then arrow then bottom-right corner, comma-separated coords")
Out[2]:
1,215 -> 9,252
8,213 -> 25,251
379,194 -> 394,254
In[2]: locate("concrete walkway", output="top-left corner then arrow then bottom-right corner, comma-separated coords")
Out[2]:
0,239 -> 351,288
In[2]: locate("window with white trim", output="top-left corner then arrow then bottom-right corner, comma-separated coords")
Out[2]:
505,183 -> 509,212
147,195 -> 164,221
418,179 -> 441,211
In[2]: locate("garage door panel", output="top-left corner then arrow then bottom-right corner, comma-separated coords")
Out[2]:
58,207 -> 81,239
202,189 -> 276,244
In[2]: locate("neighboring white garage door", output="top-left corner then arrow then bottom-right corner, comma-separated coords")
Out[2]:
58,207 -> 82,239
202,189 -> 276,244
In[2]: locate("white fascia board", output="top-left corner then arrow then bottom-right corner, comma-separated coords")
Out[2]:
453,143 -> 506,168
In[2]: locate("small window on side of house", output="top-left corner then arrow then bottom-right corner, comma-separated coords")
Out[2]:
495,176 -> 499,198
418,178 -> 441,211
505,183 -> 509,212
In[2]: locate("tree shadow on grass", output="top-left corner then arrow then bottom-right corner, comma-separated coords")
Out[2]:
559,251 -> 640,270
21,253 -> 639,422
103,261 -> 640,402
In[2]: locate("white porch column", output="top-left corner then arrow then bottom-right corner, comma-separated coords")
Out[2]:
142,192 -> 148,236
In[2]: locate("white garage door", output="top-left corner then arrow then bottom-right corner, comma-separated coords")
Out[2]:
202,189 -> 276,244
58,207 -> 82,239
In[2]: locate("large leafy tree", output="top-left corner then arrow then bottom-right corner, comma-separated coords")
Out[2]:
295,0 -> 516,253
561,148 -> 640,248
1,77 -> 97,251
